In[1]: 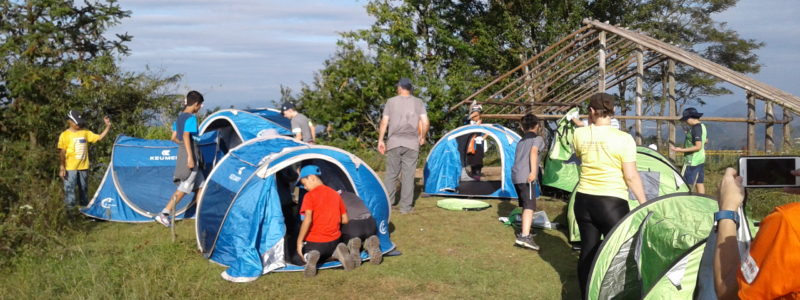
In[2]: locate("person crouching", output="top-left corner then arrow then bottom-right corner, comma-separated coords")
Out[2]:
296,165 -> 356,277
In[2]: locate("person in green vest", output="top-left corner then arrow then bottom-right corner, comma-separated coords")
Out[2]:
670,107 -> 707,194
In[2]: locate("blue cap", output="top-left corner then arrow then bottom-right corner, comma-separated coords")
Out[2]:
296,165 -> 322,188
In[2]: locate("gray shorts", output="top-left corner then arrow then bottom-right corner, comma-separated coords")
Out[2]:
177,170 -> 205,194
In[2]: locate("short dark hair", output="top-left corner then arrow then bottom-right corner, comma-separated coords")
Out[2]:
588,93 -> 615,118
521,113 -> 539,131
186,90 -> 204,106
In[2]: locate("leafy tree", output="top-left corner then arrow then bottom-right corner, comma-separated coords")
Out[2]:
0,0 -> 181,257
296,0 -> 761,146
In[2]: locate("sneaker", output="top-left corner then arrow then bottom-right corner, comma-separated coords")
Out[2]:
154,214 -> 171,227
304,251 -> 320,277
347,238 -> 362,268
364,235 -> 383,265
333,243 -> 355,271
515,233 -> 540,251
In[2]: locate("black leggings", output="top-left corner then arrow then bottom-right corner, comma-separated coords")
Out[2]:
574,192 -> 630,298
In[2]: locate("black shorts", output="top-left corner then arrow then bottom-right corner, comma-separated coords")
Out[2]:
514,182 -> 537,210
303,239 -> 340,262
341,217 -> 378,242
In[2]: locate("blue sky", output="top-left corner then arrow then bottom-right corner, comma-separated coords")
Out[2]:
109,0 -> 799,111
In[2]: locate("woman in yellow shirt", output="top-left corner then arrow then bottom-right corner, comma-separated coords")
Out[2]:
571,93 -> 646,297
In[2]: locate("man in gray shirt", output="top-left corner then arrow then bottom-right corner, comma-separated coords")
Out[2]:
377,78 -> 429,214
281,102 -> 315,143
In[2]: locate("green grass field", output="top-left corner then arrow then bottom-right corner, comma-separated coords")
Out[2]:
0,195 -> 579,299
2,154 -> 797,299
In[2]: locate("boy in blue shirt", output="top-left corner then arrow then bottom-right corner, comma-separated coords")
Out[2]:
155,91 -> 205,227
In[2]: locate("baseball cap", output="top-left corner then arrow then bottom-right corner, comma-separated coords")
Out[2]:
281,102 -> 296,113
66,110 -> 85,126
396,78 -> 413,91
680,107 -> 703,121
296,165 -> 322,188
588,93 -> 615,113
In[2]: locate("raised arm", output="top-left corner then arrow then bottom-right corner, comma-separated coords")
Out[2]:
97,116 -> 112,141
714,168 -> 744,300
622,162 -> 646,204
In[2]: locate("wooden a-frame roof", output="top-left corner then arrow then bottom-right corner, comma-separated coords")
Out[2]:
451,19 -> 800,116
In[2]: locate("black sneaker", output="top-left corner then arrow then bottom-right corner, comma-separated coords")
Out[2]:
515,233 -> 540,251
347,238 -> 362,268
364,235 -> 383,265
304,250 -> 320,277
333,243 -> 355,271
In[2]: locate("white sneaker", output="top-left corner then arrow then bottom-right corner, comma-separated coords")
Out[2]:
154,214 -> 171,227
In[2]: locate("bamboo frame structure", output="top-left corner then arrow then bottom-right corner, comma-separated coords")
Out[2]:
451,19 -> 800,153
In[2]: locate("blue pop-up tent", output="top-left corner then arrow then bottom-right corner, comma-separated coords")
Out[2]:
195,136 -> 395,282
423,124 -> 523,198
82,133 -> 220,222
199,108 -> 292,153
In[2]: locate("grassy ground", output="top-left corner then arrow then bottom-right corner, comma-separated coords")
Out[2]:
3,153 -> 797,299
0,193 -> 578,299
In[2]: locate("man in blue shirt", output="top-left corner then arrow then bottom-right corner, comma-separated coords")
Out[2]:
155,91 -> 205,227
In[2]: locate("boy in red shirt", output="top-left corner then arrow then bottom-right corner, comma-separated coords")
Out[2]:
296,165 -> 355,277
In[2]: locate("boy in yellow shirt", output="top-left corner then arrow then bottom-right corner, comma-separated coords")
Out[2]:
58,110 -> 111,209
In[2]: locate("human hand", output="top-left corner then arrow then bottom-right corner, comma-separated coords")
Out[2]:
297,243 -> 305,262
669,145 -> 678,152
378,140 -> 386,155
527,173 -> 536,183
782,169 -> 800,194
103,116 -> 111,126
419,136 -> 426,146
718,168 -> 744,211
59,166 -> 66,180
187,158 -> 195,169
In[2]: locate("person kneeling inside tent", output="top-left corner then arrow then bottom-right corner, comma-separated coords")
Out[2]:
296,165 -> 356,277
339,191 -> 383,267
511,113 -> 545,251
714,168 -> 800,299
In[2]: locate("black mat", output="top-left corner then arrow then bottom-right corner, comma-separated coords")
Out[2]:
457,180 -> 502,195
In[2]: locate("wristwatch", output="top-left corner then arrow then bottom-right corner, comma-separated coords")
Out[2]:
714,210 -> 740,231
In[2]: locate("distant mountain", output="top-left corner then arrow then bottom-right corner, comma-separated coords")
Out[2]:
636,101 -> 799,150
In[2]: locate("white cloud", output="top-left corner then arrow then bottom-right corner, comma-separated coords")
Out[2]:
109,0 -> 373,108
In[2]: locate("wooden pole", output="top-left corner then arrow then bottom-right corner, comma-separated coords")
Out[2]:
598,31 -> 606,92
668,59 -> 677,160
784,106 -> 793,151
766,101 -> 775,153
635,46 -> 644,145
481,114 -> 786,123
747,93 -> 756,154
658,63 -> 667,149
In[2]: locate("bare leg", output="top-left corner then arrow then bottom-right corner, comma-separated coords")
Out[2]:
696,183 -> 706,194
521,209 -> 534,236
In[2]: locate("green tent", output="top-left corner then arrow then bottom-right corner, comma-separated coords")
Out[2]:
585,193 -> 718,300
567,146 -> 690,242
541,108 -> 580,192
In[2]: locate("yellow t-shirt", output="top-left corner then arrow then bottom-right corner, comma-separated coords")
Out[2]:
573,125 -> 637,200
58,129 -> 101,170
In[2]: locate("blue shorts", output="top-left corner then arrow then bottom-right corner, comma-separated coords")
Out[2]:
683,164 -> 705,184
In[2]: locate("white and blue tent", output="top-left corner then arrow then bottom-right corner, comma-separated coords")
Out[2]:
199,108 -> 292,153
82,133 -> 220,221
195,136 -> 395,282
424,124 -> 522,198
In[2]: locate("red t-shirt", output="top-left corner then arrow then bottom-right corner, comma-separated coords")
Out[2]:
300,185 -> 347,243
